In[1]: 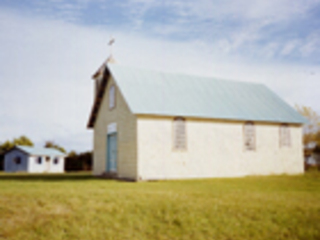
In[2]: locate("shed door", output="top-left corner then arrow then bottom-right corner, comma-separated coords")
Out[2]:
45,156 -> 50,172
107,133 -> 117,172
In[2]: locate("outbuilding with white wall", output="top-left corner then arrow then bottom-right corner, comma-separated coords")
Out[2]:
4,145 -> 65,173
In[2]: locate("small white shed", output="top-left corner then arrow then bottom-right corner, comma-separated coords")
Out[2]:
4,146 -> 65,173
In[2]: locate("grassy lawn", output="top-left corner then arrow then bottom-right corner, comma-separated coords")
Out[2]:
0,172 -> 320,240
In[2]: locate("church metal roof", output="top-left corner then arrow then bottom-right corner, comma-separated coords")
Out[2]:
107,64 -> 305,124
87,64 -> 306,127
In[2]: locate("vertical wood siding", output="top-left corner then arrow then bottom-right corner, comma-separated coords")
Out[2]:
93,75 -> 137,179
4,149 -> 64,173
4,150 -> 29,172
137,116 -> 304,180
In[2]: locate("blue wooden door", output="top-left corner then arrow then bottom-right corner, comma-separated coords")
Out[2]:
107,133 -> 117,172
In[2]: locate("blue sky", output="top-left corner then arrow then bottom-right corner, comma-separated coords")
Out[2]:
0,0 -> 319,152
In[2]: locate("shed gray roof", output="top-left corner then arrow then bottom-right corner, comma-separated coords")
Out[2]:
107,64 -> 305,124
14,146 -> 65,157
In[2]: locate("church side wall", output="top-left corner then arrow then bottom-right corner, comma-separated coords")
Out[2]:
93,75 -> 137,179
137,116 -> 304,180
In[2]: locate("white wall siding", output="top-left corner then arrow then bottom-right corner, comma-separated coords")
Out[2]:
49,157 -> 65,173
28,156 -> 44,173
4,149 -> 64,173
137,116 -> 304,180
28,156 -> 64,173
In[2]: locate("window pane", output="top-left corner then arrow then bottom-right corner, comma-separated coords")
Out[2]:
37,157 -> 42,164
174,117 -> 186,150
280,124 -> 290,147
109,85 -> 115,108
244,122 -> 255,151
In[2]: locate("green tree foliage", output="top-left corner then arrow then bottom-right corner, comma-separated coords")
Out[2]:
65,151 -> 92,171
316,132 -> 320,148
0,141 -> 15,152
44,141 -> 66,153
13,135 -> 34,147
296,105 -> 320,155
0,136 -> 34,152
68,151 -> 77,158
0,136 -> 34,171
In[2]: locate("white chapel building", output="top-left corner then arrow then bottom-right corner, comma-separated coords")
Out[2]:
87,61 -> 306,181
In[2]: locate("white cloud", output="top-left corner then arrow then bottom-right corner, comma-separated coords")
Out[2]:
0,9 -> 105,151
0,6 -> 319,152
122,0 -> 320,60
122,0 -> 318,24
280,40 -> 300,56
169,0 -> 318,22
299,33 -> 320,57
31,0 -> 91,23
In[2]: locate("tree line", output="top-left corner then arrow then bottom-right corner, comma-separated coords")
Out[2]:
296,105 -> 320,153
1,105 -> 319,172
0,136 -> 92,171
295,105 -> 320,170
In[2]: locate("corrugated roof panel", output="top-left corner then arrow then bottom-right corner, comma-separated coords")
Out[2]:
107,64 -> 306,124
17,146 -> 65,156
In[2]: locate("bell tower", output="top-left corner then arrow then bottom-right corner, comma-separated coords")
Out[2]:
92,37 -> 116,99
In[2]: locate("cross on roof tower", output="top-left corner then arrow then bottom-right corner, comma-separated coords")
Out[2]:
107,36 -> 116,64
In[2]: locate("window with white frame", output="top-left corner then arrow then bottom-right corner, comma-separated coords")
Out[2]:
109,85 -> 116,109
173,117 -> 186,150
280,124 -> 291,147
244,122 -> 255,151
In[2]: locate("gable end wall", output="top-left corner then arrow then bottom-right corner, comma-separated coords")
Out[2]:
4,149 -> 29,172
93,75 -> 137,179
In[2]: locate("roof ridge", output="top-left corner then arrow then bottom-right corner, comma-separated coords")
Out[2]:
107,63 -> 265,86
88,63 -> 306,127
15,145 -> 65,156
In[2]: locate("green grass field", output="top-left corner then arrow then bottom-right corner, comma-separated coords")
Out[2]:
0,171 -> 320,240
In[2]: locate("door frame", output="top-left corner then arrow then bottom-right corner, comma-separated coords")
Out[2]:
106,133 -> 117,173
45,156 -> 50,173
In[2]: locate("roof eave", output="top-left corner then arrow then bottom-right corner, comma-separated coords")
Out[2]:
134,113 -> 306,124
3,146 -> 29,156
87,66 -> 111,128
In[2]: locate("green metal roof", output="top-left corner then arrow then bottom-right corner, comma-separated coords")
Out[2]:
107,64 -> 306,124
16,146 -> 65,157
